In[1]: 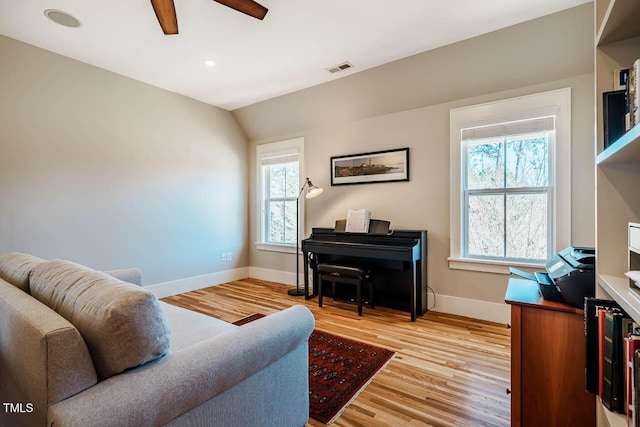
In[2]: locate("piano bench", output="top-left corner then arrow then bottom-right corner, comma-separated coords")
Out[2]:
317,263 -> 374,316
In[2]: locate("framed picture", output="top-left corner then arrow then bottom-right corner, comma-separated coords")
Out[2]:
330,148 -> 409,186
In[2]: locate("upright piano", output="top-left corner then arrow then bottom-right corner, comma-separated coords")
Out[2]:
301,226 -> 427,321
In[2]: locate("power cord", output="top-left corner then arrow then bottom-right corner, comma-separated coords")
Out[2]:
427,285 -> 436,310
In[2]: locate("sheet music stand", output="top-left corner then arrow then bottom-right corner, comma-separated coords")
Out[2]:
334,219 -> 390,234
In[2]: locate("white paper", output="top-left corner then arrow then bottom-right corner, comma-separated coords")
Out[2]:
345,209 -> 371,233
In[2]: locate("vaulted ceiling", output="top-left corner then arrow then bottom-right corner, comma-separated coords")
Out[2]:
0,0 -> 590,110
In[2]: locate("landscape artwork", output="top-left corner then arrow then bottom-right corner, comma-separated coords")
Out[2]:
331,148 -> 409,185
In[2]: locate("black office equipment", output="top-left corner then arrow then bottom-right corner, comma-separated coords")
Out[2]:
301,223 -> 427,321
510,246 -> 595,308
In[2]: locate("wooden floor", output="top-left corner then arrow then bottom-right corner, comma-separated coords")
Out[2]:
162,278 -> 511,427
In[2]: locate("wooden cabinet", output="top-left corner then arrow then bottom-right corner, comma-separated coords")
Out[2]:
594,1 -> 640,425
505,278 -> 595,427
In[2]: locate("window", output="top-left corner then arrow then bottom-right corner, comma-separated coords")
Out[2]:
463,117 -> 554,262
256,138 -> 304,252
450,88 -> 571,273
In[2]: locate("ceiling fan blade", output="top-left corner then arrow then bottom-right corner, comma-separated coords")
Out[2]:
150,0 -> 179,34
213,0 -> 268,20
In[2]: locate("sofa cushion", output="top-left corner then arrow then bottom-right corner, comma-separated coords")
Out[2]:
0,252 -> 44,293
30,260 -> 172,380
0,278 -> 98,427
160,301 -> 236,352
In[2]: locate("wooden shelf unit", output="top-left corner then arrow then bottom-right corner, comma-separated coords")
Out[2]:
595,1 -> 640,425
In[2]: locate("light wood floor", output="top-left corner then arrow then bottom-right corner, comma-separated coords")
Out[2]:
162,278 -> 511,427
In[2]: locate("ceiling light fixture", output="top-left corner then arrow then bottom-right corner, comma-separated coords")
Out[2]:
204,60 -> 216,67
44,9 -> 82,28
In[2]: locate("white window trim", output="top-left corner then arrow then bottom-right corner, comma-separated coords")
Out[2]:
255,137 -> 305,253
255,242 -> 297,254
449,88 -> 571,274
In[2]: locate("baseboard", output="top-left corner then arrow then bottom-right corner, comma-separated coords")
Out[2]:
146,267 -> 250,298
248,266 -> 300,287
432,293 -> 510,324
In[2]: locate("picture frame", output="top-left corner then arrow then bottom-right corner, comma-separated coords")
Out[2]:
330,148 -> 409,186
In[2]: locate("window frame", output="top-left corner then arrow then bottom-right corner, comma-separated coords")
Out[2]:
449,88 -> 571,274
462,126 -> 555,262
255,138 -> 305,253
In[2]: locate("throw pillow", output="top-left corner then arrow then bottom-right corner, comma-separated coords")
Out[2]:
0,252 -> 45,293
30,260 -> 171,380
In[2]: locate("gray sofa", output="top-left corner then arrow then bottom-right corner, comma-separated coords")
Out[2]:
0,252 -> 314,427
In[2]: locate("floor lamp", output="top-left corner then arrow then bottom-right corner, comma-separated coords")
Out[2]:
288,177 -> 323,296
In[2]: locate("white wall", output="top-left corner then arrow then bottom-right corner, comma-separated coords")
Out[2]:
0,35 -> 249,285
0,4 -> 596,318
235,4 -> 595,316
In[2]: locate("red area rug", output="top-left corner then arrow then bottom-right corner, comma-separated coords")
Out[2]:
232,313 -> 396,424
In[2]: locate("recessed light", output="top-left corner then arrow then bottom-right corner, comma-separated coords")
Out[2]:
204,60 -> 216,67
44,9 -> 82,28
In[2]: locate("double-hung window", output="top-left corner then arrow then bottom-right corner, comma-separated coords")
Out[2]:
256,138 -> 304,252
462,117 -> 554,262
449,88 -> 571,272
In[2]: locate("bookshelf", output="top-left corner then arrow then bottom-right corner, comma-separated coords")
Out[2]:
595,1 -> 640,426
596,125 -> 640,165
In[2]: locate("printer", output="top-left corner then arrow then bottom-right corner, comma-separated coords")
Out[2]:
510,246 -> 595,308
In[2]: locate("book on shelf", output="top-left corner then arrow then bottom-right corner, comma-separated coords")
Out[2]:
586,300 -> 640,418
633,59 -> 640,128
614,68 -> 629,91
626,335 -> 640,423
602,59 -> 640,150
602,310 -> 627,413
624,59 -> 640,132
622,319 -> 635,410
586,298 -> 622,394
635,350 -> 640,427
630,63 -> 637,132
596,301 -> 640,416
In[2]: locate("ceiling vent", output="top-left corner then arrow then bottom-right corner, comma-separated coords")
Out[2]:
326,62 -> 353,74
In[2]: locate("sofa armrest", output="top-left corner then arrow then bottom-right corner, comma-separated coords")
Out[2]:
47,305 -> 314,427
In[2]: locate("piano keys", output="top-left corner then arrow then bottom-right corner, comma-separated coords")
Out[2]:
301,227 -> 428,321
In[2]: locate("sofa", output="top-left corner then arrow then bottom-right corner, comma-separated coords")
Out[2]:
0,252 -> 315,427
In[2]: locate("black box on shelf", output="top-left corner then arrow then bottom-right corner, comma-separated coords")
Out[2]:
603,90 -> 627,149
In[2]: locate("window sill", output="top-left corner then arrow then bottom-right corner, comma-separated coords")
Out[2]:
448,257 -> 544,274
256,243 -> 297,254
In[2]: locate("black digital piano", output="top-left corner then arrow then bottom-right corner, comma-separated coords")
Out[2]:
301,225 -> 428,321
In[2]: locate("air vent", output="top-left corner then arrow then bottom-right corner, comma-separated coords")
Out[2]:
326,62 -> 354,74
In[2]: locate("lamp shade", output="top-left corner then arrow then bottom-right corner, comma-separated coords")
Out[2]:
305,180 -> 323,199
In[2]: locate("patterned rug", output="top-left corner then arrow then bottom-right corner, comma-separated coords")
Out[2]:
232,313 -> 396,424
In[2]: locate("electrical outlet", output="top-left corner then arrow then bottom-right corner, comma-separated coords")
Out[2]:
221,253 -> 227,261
226,252 -> 232,261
